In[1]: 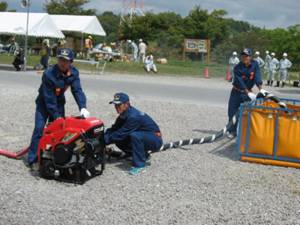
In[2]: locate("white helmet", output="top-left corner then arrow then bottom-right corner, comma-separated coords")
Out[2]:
139,39 -> 143,42
233,51 -> 237,56
43,39 -> 50,47
271,52 -> 275,56
283,52 -> 288,57
127,40 -> 132,43
255,51 -> 260,55
265,50 -> 269,54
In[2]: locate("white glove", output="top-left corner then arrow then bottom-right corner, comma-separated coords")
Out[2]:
80,108 -> 90,118
247,92 -> 257,101
259,89 -> 270,97
278,102 -> 287,108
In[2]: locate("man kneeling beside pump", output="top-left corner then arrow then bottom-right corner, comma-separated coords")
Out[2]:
104,93 -> 163,175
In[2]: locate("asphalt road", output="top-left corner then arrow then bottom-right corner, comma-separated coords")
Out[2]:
0,70 -> 230,107
0,69 -> 299,107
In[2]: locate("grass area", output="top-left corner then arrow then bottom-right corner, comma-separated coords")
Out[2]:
0,54 -> 227,78
103,60 -> 227,78
0,54 -> 299,80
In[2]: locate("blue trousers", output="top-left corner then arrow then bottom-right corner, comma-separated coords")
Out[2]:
27,102 -> 64,164
40,56 -> 49,70
227,89 -> 250,133
115,131 -> 163,167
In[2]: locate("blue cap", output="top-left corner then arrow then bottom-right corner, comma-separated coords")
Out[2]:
109,93 -> 130,104
57,48 -> 74,61
241,48 -> 253,56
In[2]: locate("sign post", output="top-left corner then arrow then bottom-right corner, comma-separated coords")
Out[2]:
21,0 -> 31,71
183,39 -> 210,63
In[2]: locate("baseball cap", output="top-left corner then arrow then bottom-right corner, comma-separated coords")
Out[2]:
57,48 -> 74,61
241,48 -> 253,56
109,93 -> 130,104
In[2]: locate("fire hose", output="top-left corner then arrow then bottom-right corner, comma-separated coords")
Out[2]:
0,147 -> 29,159
0,92 -> 286,159
159,92 -> 287,151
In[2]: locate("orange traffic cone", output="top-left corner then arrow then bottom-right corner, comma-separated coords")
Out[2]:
204,67 -> 209,78
226,67 -> 232,81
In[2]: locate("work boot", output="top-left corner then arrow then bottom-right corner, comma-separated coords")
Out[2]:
226,131 -> 236,139
282,82 -> 285,88
29,162 -> 39,172
276,81 -> 280,87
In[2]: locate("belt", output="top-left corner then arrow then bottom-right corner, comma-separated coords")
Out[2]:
155,132 -> 162,138
232,86 -> 251,93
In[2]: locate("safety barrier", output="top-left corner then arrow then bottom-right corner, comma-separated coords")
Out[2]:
237,98 -> 300,168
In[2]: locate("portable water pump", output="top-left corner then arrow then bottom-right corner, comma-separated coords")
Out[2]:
37,116 -> 106,184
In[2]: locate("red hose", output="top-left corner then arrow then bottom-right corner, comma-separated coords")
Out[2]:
0,147 -> 29,159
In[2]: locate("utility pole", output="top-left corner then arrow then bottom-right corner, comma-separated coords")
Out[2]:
21,0 -> 30,71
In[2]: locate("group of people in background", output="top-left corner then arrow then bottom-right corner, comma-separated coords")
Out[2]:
229,50 -> 292,87
127,39 -> 158,73
9,36 -> 60,71
127,39 -> 147,62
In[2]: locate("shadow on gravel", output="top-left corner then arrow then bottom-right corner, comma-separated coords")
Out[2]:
113,162 -> 132,172
192,129 -> 219,134
20,154 -> 42,179
209,140 -> 239,161
107,158 -> 132,172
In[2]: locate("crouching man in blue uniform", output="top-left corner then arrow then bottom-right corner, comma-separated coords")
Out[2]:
28,48 -> 90,167
105,93 -> 163,175
227,48 -> 269,138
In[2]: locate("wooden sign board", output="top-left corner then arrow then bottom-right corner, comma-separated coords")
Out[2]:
183,39 -> 211,63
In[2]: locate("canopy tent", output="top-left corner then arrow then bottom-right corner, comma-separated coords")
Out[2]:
50,15 -> 106,36
0,12 -> 64,38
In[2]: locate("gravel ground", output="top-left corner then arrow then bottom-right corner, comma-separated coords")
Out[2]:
0,73 -> 299,225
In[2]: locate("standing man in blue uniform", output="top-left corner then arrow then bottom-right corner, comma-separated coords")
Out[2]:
105,93 -> 163,175
227,48 -> 268,138
27,48 -> 90,167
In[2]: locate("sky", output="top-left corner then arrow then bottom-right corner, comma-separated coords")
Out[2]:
6,0 -> 300,29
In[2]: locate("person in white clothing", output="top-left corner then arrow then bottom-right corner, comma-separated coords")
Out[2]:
267,52 -> 279,86
254,51 -> 265,68
277,53 -> 292,87
228,51 -> 239,82
264,50 -> 272,75
138,39 -> 147,62
127,40 -> 138,61
144,55 -> 157,73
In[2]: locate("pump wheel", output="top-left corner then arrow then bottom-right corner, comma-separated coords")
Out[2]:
40,159 -> 55,180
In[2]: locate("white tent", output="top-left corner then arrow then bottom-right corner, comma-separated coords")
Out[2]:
0,12 -> 64,38
50,15 -> 106,36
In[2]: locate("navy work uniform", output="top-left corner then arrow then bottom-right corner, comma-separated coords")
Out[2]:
228,50 -> 263,133
105,93 -> 163,168
28,49 -> 87,165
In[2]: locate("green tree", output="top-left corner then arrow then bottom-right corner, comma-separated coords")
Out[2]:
97,11 -> 120,42
0,1 -> 8,11
263,26 -> 300,69
44,0 -> 95,15
182,6 -> 230,47
182,6 -> 209,39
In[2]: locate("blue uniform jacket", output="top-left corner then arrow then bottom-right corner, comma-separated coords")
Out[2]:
105,106 -> 161,145
233,60 -> 263,91
36,64 -> 87,119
